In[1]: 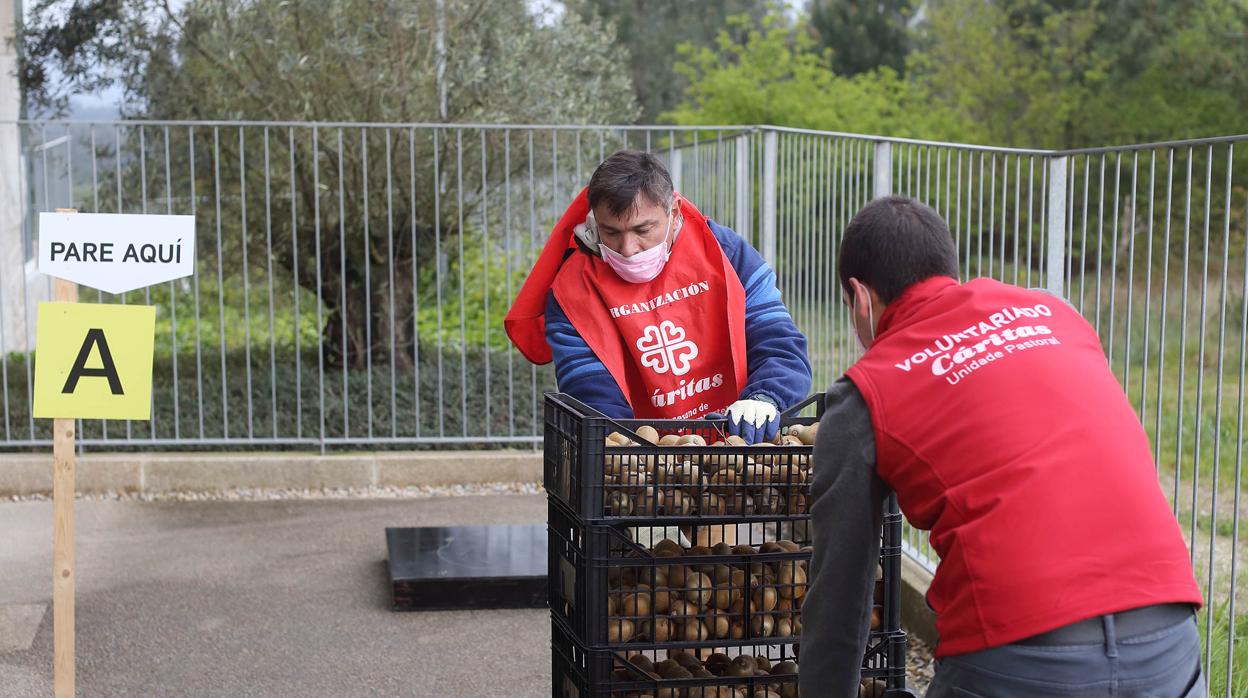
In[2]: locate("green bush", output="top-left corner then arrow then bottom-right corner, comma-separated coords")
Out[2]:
0,347 -> 555,451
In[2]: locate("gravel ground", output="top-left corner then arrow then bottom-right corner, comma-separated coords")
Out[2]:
4,481 -> 544,503
905,633 -> 936,694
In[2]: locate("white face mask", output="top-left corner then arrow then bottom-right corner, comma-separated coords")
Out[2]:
853,295 -> 875,355
596,207 -> 676,284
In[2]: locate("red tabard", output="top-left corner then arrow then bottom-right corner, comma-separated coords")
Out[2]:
549,198 -> 747,419
845,276 -> 1201,657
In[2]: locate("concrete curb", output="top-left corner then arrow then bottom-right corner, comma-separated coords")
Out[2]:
0,450 -> 543,496
901,554 -> 938,646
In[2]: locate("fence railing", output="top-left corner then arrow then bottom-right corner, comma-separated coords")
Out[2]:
2,120 -> 1245,694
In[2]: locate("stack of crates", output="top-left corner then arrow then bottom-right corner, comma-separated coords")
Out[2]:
544,392 -> 907,697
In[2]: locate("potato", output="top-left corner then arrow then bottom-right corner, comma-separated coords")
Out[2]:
776,561 -> 807,600
779,434 -> 804,448
607,431 -> 630,446
675,433 -> 707,447
732,544 -> 756,555
668,649 -> 702,669
606,490 -> 633,516
608,618 -> 635,643
632,486 -> 665,516
770,660 -> 798,676
635,425 -> 660,444
620,590 -> 651,618
752,691 -> 782,698
705,608 -> 731,639
711,542 -> 734,556
707,468 -> 744,495
708,583 -> 733,610
697,492 -> 728,516
663,489 -> 695,516
753,487 -> 785,515
742,462 -> 774,489
859,679 -> 887,698
723,656 -> 757,677
668,460 -> 701,486
658,434 -> 681,447
710,562 -> 733,584
641,617 -> 672,643
752,586 -> 778,613
726,492 -> 754,516
798,422 -> 818,445
669,599 -> 700,621
759,541 -> 785,554
667,564 -> 690,588
750,613 -> 775,638
786,493 -> 808,516
774,618 -> 793,638
682,618 -> 711,642
654,659 -> 685,678
627,654 -> 655,673
769,461 -> 807,486
653,538 -> 683,556
684,572 -> 714,608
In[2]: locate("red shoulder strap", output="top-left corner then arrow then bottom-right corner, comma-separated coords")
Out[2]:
504,188 -> 590,364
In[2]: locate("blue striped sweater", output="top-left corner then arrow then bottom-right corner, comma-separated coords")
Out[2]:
544,220 -> 812,418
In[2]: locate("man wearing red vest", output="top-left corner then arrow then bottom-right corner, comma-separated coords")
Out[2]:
801,196 -> 1203,697
505,150 -> 811,442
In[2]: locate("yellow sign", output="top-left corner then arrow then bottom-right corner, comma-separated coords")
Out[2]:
33,303 -> 156,420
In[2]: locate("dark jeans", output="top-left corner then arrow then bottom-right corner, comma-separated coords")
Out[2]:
925,609 -> 1205,698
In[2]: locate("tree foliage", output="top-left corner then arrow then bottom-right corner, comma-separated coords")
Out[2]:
566,0 -> 772,124
21,0 -> 637,368
665,13 -> 963,139
808,0 -> 913,77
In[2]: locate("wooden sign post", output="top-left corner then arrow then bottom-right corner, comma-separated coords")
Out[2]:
51,209 -> 78,698
33,208 -> 183,697
51,277 -> 77,698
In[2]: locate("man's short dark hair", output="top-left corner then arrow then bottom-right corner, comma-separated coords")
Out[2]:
839,195 -> 960,303
587,150 -> 674,218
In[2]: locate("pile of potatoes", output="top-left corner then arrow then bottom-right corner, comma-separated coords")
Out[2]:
606,539 -> 809,644
603,424 -> 819,518
611,649 -> 799,698
606,539 -> 888,645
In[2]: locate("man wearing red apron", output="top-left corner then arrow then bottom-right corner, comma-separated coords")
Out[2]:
801,196 -> 1204,697
506,150 -> 811,442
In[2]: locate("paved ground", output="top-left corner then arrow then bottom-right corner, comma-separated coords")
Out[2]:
0,495 -> 550,697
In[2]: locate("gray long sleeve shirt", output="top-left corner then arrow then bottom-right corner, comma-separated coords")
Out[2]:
799,378 -> 888,698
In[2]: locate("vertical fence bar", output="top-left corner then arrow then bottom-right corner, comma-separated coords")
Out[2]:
735,134 -> 750,241
409,128 -> 422,438
761,130 -> 778,268
362,130 -> 373,440
263,127 -> 279,438
1045,157 -> 1068,297
239,128 -> 253,440
873,141 -> 892,199
386,129 -> 397,438
1204,142 -> 1233,683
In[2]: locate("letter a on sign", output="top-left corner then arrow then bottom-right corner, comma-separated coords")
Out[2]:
33,303 -> 156,420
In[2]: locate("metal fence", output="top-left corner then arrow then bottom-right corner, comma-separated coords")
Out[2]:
2,120 -> 1246,692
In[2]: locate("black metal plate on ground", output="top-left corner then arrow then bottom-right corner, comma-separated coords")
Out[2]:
386,525 -> 548,612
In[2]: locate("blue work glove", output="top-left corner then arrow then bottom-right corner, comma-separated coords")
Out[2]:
725,396 -> 779,444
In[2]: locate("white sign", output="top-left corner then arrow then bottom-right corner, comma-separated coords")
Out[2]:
38,213 -> 196,294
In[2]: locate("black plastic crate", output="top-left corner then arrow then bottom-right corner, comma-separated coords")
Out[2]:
552,617 -> 907,697
544,393 -> 822,524
548,498 -> 904,650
